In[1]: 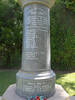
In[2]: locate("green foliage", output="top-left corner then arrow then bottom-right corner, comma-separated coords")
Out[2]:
51,2 -> 75,70
0,0 -> 23,68
62,0 -> 75,12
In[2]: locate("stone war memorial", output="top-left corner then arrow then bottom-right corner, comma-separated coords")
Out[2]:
1,0 -> 69,100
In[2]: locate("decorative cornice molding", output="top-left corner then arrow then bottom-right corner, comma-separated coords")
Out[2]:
18,0 -> 55,8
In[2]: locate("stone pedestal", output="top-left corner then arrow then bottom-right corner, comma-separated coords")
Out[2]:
16,0 -> 56,99
1,84 -> 69,100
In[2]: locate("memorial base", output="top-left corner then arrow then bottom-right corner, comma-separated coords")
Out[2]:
2,84 -> 69,100
16,70 -> 55,98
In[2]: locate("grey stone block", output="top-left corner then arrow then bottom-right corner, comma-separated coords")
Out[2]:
69,96 -> 75,100
1,84 -> 69,100
0,97 -> 2,100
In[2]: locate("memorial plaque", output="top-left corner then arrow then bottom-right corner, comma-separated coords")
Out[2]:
16,0 -> 56,99
22,4 -> 50,71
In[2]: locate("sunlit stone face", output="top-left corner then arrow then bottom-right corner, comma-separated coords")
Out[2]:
22,4 -> 50,71
16,0 -> 56,99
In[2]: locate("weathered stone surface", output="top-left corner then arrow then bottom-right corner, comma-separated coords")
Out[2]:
69,96 -> 75,100
0,97 -> 2,100
18,0 -> 56,8
16,3 -> 55,98
17,0 -> 56,98
1,84 -> 69,100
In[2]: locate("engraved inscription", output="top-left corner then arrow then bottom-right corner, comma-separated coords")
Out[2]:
22,79 -> 51,93
23,5 -> 49,61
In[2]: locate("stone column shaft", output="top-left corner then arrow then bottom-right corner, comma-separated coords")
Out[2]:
22,4 -> 51,71
16,0 -> 56,99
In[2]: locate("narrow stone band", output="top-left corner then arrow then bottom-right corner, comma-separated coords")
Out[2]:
20,69 -> 53,73
19,2 -> 50,9
18,0 -> 55,9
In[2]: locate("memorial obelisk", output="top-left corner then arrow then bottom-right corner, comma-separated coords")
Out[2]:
16,0 -> 56,99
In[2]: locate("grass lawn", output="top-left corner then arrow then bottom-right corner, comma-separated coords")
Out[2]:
0,70 -> 75,96
56,72 -> 75,96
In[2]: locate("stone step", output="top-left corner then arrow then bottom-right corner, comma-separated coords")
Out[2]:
0,97 -> 2,100
2,84 -> 69,100
1,95 -> 75,100
69,96 -> 75,100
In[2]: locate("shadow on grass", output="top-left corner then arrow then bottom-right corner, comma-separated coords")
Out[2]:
56,73 -> 75,96
64,82 -> 75,90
